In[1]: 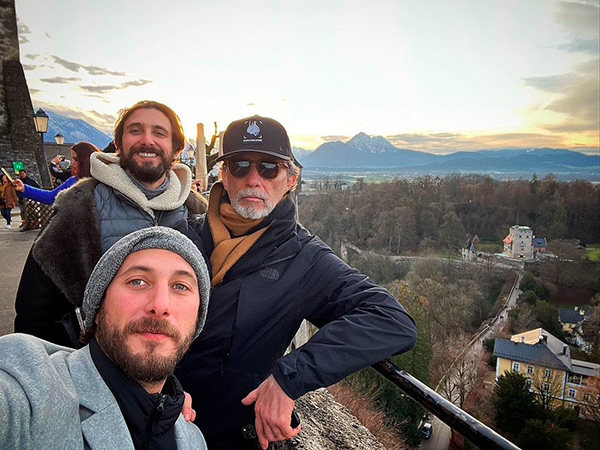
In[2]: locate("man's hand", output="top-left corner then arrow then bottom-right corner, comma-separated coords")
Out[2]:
182,391 -> 196,422
241,375 -> 301,449
191,179 -> 203,192
11,178 -> 25,192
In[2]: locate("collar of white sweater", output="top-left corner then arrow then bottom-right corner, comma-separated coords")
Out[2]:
90,152 -> 191,218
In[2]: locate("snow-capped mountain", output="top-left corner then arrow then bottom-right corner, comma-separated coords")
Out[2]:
44,110 -> 113,149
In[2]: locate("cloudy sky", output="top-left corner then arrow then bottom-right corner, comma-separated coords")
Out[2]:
15,0 -> 599,154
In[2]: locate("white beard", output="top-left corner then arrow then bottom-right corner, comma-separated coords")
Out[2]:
232,188 -> 275,219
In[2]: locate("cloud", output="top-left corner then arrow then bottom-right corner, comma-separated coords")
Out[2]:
556,1 -> 599,36
523,58 -> 599,133
88,110 -> 116,122
86,65 -> 126,76
22,64 -> 37,71
79,79 -> 153,94
384,132 -> 577,154
40,77 -> 81,84
29,89 -> 40,94
24,54 -> 41,60
79,85 -> 121,94
51,56 -> 126,76
17,22 -> 31,35
320,135 -> 349,142
45,32 -> 53,39
121,79 -> 152,87
557,38 -> 599,54
17,21 -> 30,43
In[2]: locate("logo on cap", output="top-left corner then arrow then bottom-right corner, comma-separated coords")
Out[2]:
243,120 -> 263,144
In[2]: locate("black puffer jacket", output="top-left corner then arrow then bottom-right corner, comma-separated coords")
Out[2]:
176,196 -> 417,448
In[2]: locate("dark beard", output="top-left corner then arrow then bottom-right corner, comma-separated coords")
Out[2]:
96,311 -> 195,384
119,145 -> 174,184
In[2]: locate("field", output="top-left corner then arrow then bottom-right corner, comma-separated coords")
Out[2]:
584,244 -> 600,262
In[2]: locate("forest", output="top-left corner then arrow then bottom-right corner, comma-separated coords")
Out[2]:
297,174 -> 599,448
298,174 -> 599,255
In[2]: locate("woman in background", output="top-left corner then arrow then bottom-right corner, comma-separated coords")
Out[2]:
13,142 -> 101,204
1,173 -> 18,228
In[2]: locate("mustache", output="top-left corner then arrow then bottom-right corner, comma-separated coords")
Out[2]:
125,317 -> 181,341
236,188 -> 268,202
131,145 -> 165,157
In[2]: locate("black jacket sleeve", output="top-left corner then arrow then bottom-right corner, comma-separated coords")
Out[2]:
14,250 -> 75,347
271,248 -> 417,399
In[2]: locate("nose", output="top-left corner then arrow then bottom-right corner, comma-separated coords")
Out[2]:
145,284 -> 171,317
245,163 -> 262,187
139,130 -> 155,147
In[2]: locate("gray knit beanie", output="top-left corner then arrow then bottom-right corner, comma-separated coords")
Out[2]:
82,226 -> 210,340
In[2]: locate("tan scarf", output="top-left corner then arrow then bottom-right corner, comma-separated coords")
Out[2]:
208,182 -> 270,286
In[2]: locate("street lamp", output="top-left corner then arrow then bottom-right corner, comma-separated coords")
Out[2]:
33,108 -> 49,134
54,133 -> 65,145
33,108 -> 52,187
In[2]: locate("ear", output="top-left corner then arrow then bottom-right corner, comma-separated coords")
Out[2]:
173,149 -> 183,162
286,174 -> 298,191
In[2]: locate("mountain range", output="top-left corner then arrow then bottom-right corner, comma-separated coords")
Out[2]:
41,112 -> 598,177
297,132 -> 599,176
44,110 -> 113,149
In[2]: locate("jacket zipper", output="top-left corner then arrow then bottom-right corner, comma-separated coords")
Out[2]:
142,394 -> 166,450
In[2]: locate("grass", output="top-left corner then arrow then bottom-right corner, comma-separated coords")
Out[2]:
584,244 -> 600,262
477,242 -> 503,253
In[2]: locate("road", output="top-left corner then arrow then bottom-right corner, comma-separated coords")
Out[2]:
0,212 -> 38,337
420,271 -> 522,450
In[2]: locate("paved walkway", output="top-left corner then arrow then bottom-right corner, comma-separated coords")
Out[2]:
0,212 -> 38,337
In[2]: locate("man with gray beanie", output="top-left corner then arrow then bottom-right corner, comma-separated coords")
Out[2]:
0,227 -> 210,450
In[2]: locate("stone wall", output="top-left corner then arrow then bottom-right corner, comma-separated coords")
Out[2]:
272,389 -> 385,450
0,0 -> 48,185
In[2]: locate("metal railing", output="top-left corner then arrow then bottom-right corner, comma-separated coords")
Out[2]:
373,359 -> 521,450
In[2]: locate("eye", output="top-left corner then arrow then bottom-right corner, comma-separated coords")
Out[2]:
172,283 -> 189,291
128,279 -> 147,287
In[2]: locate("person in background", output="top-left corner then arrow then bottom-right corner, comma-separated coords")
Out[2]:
1,173 -> 18,229
177,115 -> 417,450
49,155 -> 72,185
16,169 -> 39,231
13,142 -> 101,205
0,226 -> 210,449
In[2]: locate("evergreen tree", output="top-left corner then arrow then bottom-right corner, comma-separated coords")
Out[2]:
493,371 -> 543,436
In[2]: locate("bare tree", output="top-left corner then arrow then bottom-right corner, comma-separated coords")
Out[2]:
530,368 -> 564,412
433,334 -> 478,408
580,375 -> 600,429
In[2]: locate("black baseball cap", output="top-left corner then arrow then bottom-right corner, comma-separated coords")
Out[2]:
217,115 -> 293,161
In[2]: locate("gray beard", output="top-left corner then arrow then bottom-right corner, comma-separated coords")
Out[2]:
231,188 -> 275,219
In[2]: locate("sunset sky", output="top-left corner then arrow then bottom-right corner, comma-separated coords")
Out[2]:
15,0 -> 599,154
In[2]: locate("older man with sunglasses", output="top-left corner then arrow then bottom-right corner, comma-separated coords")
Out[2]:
177,116 -> 417,450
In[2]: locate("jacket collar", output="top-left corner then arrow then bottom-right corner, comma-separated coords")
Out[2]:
68,345 -> 135,449
90,152 -> 191,218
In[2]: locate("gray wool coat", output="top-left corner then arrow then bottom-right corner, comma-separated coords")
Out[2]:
0,334 -> 207,450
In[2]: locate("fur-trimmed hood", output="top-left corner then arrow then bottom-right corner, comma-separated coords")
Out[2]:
90,152 -> 192,218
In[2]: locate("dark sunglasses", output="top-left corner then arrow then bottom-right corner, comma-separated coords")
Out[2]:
226,159 -> 286,179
